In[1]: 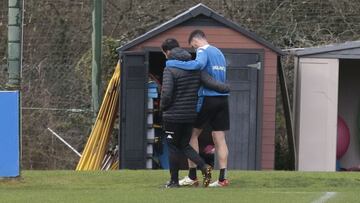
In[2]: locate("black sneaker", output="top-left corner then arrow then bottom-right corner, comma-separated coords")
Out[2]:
164,180 -> 180,188
201,164 -> 212,187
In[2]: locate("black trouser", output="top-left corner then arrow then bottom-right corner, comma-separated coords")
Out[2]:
163,122 -> 206,182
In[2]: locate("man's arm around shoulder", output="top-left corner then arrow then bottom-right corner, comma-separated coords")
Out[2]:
165,48 -> 208,70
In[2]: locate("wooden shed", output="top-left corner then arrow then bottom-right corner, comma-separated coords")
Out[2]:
293,41 -> 360,171
117,3 -> 283,170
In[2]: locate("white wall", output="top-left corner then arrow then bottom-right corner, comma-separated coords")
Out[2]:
295,58 -> 339,171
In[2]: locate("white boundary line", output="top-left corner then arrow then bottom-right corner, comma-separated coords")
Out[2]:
262,191 -> 338,202
264,191 -> 317,194
312,192 -> 337,203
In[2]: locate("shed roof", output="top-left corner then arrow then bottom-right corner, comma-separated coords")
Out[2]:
295,41 -> 360,59
117,3 -> 284,55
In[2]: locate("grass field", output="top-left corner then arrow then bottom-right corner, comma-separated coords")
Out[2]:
0,170 -> 360,202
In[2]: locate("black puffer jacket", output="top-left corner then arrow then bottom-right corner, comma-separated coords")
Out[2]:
160,48 -> 199,123
160,48 -> 229,123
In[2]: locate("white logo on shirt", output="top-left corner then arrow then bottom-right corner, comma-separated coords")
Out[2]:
212,66 -> 225,71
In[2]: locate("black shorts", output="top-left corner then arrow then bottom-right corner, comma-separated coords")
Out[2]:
194,96 -> 230,131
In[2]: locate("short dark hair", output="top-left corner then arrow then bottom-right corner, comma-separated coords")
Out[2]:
188,29 -> 206,44
161,38 -> 179,52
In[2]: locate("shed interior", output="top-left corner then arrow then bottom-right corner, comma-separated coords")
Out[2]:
337,59 -> 360,169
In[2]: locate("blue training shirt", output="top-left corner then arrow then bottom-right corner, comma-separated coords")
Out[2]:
166,44 -> 229,97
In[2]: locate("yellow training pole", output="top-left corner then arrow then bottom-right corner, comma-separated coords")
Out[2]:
76,62 -> 121,170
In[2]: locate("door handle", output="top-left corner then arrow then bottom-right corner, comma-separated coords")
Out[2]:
247,62 -> 261,70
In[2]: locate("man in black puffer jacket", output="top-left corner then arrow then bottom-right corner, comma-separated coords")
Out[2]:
160,38 -> 229,188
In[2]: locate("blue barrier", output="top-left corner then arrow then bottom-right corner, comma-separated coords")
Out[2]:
0,91 -> 20,177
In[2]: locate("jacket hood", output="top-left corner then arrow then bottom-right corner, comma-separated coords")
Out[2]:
169,47 -> 192,61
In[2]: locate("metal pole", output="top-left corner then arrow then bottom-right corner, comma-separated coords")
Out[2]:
92,0 -> 103,117
47,128 -> 82,158
7,0 -> 22,89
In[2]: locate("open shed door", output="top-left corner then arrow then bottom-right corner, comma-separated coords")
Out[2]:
295,58 -> 338,171
119,52 -> 148,169
224,53 -> 260,170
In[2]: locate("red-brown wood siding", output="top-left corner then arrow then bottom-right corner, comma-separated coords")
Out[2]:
129,25 -> 277,170
262,50 -> 277,170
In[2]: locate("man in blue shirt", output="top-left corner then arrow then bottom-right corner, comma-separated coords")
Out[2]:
166,30 -> 230,187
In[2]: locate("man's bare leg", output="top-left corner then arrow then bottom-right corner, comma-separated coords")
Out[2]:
212,130 -> 228,181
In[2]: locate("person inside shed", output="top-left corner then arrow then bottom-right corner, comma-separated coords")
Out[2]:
160,38 -> 229,188
166,30 -> 230,187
